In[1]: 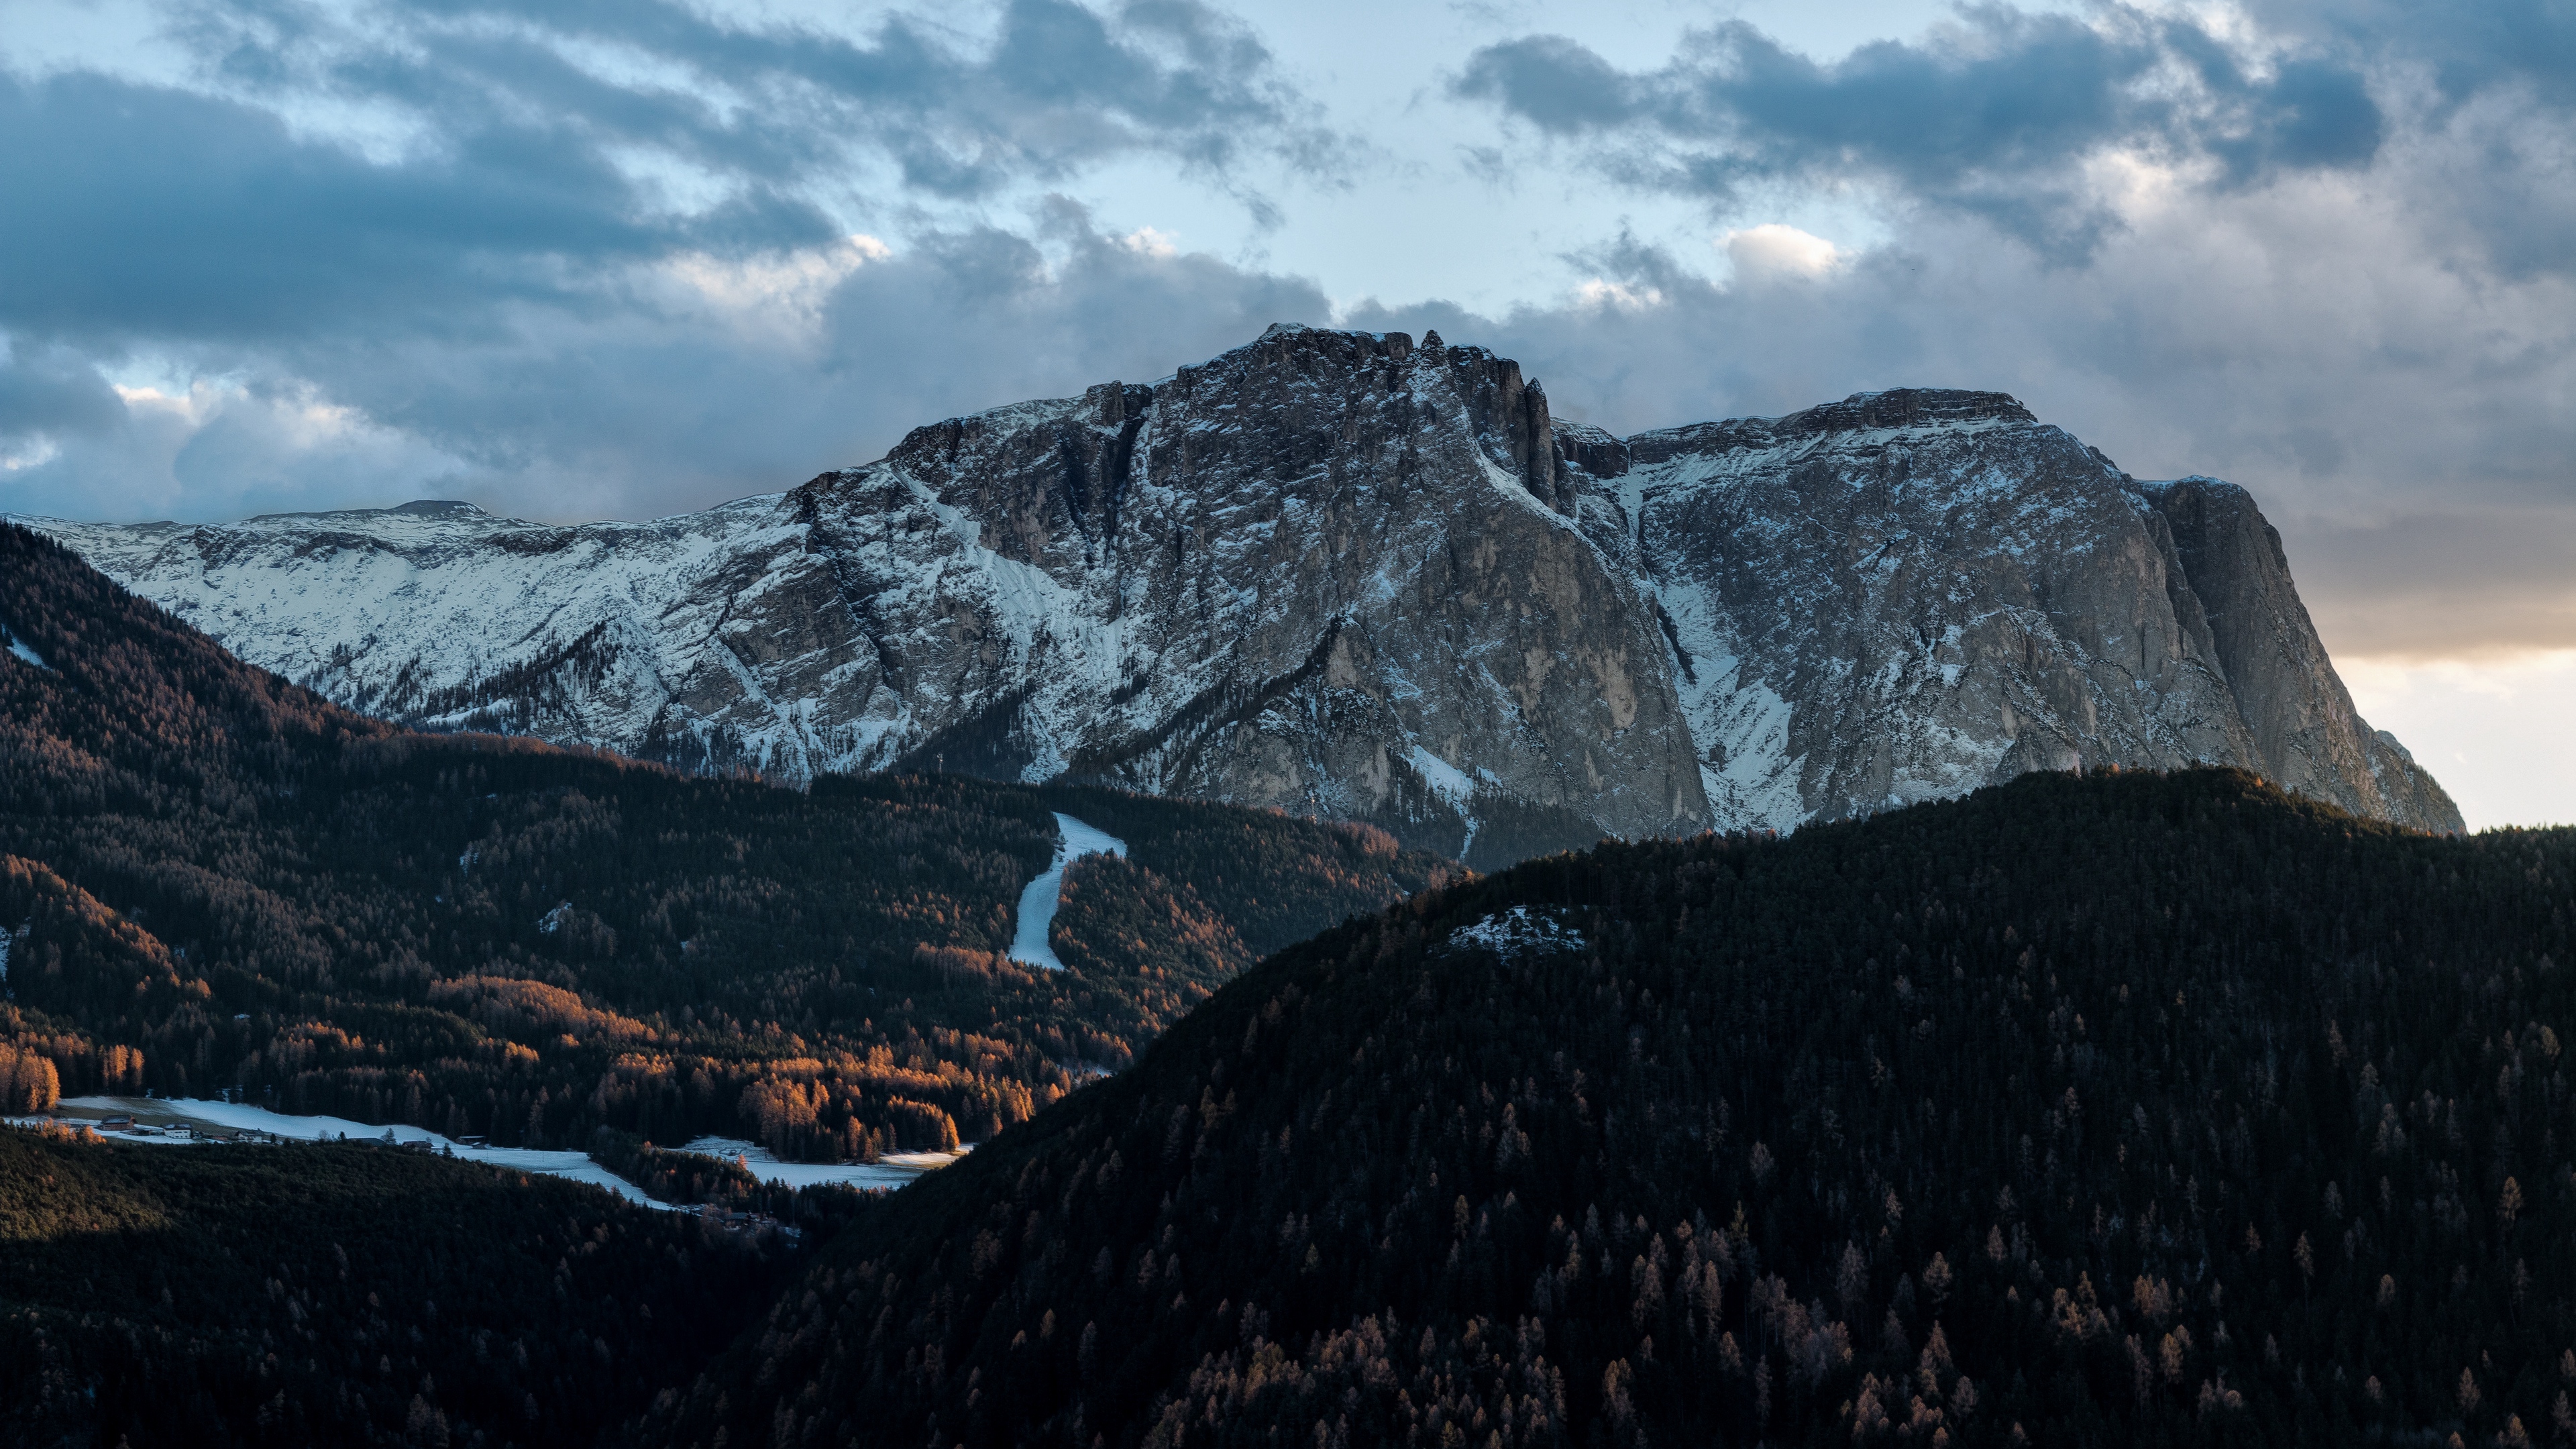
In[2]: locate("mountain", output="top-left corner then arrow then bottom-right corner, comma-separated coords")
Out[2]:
1589,400 -> 2458,834
642,768 -> 2573,1449
0,523 -> 1451,1159
19,326 -> 2461,865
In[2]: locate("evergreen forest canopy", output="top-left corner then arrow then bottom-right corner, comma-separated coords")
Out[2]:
648,768 -> 2576,1449
0,523 -> 1455,1161
0,1124 -> 797,1447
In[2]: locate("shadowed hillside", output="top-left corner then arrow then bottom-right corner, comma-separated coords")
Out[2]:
0,1125 -> 795,1447
648,769 -> 2573,1448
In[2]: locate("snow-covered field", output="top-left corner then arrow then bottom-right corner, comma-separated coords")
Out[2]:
1008,813 -> 1127,971
31,1096 -> 665,1203
676,1136 -> 967,1191
21,1096 -> 965,1203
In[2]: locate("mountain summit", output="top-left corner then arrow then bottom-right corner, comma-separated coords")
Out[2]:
25,326 -> 2458,860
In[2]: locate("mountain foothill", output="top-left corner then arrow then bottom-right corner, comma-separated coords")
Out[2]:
0,522 -> 1454,1163
4,329 -> 2557,1449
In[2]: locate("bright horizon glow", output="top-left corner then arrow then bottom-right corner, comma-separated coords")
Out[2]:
2342,651 -> 2576,831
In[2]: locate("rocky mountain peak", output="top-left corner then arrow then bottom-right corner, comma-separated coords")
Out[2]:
19,325 -> 2461,858
1792,387 -> 2037,431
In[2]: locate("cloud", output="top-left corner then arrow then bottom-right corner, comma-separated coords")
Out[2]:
0,0 -> 1336,346
1719,223 -> 1841,282
2,0 -> 2569,684
1453,7 -> 2387,257
0,339 -> 124,439
0,201 -> 1331,524
1413,1 -> 2576,667
187,0 -> 1341,201
0,0 -> 1348,520
0,67 -> 715,345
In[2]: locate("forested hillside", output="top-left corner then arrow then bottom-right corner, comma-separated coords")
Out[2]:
0,523 -> 1454,1161
649,769 -> 2576,1448
0,1124 -> 797,1446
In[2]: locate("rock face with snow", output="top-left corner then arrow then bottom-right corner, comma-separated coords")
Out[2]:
1564,390 -> 2459,833
23,326 -> 2459,862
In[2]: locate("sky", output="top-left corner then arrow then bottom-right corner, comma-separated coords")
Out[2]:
1,0 -> 2570,828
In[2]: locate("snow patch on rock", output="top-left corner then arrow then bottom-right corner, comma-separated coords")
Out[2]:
1448,907 -> 1587,958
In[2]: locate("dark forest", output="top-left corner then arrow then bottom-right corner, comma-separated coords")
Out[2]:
649,768 -> 2576,1448
0,1123 -> 801,1447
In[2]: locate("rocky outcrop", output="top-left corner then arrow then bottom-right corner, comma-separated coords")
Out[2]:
1563,389 -> 2459,833
784,325 -> 1712,865
22,326 -> 2460,859
2131,477 -> 2460,830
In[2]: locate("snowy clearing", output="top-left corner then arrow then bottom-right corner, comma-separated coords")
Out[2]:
4,626 -> 49,670
1008,813 -> 1128,971
1448,907 -> 1588,958
40,1096 -> 663,1205
675,1136 -> 966,1191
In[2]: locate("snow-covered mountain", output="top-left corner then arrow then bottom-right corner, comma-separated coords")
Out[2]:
22,325 -> 2459,862
1565,390 -> 2459,836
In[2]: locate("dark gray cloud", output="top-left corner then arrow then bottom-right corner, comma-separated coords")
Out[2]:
195,0 -> 1332,201
1454,7 -> 2386,256
0,68 -> 719,344
0,0 -> 1329,349
0,200 -> 1330,524
2249,0 -> 2576,113
0,341 -> 125,439
0,0 -> 1342,517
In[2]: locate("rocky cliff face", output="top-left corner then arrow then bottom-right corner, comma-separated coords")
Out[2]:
1559,390 -> 2458,833
2131,476 -> 2459,829
24,325 -> 2460,859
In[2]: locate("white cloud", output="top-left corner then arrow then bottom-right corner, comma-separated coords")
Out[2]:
0,437 -> 60,472
663,234 -> 894,345
1572,278 -> 1667,312
1118,227 -> 1181,258
1720,224 -> 1843,282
